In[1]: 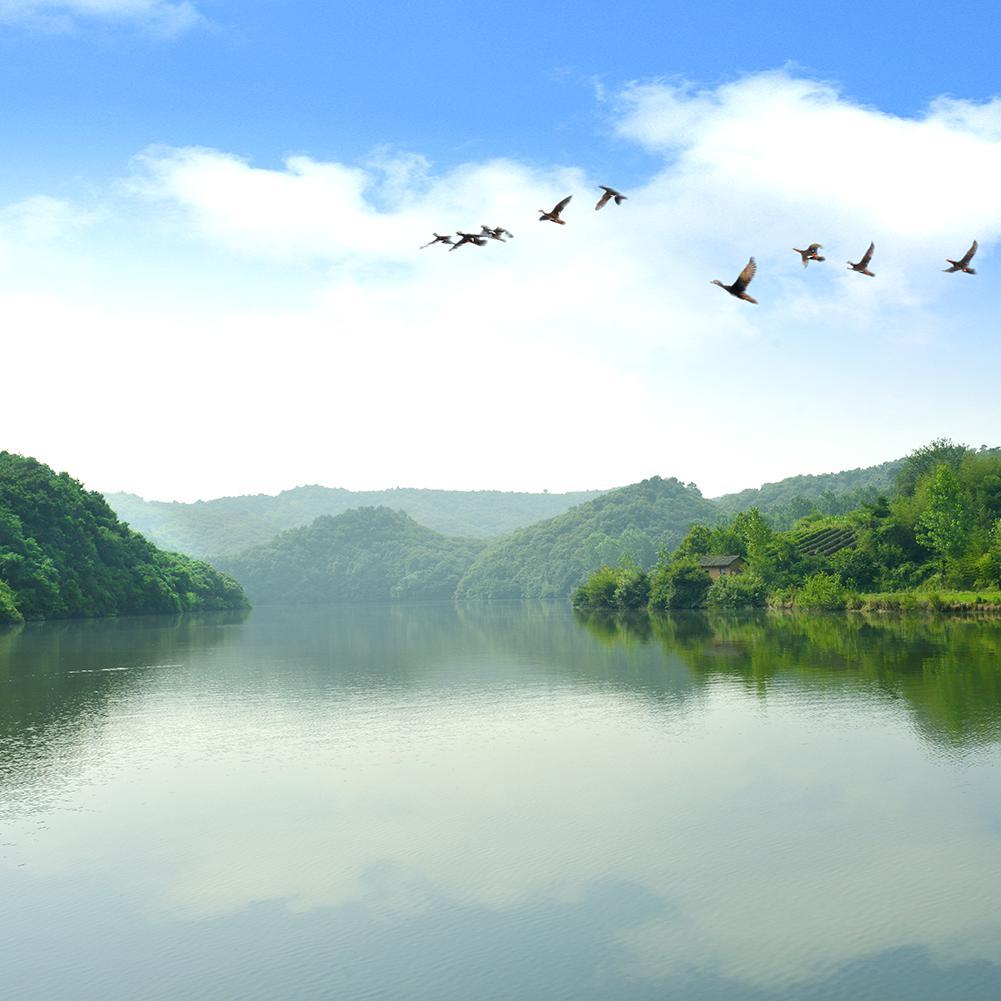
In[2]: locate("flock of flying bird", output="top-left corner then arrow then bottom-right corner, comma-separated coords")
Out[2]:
419,184 -> 981,305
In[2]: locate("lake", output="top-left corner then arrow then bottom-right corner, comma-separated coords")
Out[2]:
2,603 -> 1001,1000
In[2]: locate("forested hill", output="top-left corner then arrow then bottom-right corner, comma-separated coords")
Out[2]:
0,453 -> 247,623
711,459 -> 904,525
455,476 -> 719,600
221,507 -> 486,606
107,485 -> 604,560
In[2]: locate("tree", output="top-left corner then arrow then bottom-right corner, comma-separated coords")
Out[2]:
917,465 -> 973,561
896,438 -> 970,497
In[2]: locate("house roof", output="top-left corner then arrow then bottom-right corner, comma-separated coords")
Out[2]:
698,554 -> 744,568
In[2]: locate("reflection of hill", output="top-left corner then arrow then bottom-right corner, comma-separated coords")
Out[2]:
220,602 -> 700,705
0,611 -> 247,806
574,609 -> 1001,748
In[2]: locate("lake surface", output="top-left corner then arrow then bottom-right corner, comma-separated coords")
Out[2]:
2,603 -> 1001,1000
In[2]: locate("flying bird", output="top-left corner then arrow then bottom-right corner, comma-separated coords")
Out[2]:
944,240 -> 978,274
711,257 -> 758,304
420,233 -> 454,249
848,242 -> 875,277
793,243 -> 825,267
480,225 -> 514,242
595,186 -> 627,211
449,231 -> 489,251
539,195 -> 572,224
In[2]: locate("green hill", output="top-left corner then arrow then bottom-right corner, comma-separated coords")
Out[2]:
454,476 -> 720,600
711,459 -> 903,524
221,507 -> 486,606
106,484 -> 604,560
0,452 -> 247,622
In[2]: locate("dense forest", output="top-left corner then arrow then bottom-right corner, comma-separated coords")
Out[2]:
0,453 -> 247,623
221,507 -> 485,605
455,476 -> 719,599
573,440 -> 1001,613
711,458 -> 904,527
107,484 -> 604,559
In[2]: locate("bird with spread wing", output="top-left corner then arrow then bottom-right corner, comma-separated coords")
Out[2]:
712,258 -> 759,304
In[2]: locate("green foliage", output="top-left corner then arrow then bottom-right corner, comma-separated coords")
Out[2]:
796,572 -> 851,610
223,507 -> 485,605
896,438 -> 973,497
0,580 -> 21,622
916,464 -> 974,561
713,459 -> 903,526
571,559 -> 649,611
706,572 -> 768,608
457,477 -> 718,599
648,558 -> 712,609
0,452 -> 247,620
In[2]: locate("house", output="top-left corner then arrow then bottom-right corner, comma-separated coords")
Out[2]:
698,555 -> 746,579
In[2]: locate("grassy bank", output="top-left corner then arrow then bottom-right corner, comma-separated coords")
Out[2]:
854,590 -> 1001,613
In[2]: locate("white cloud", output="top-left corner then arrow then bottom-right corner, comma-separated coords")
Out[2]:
6,70 -> 1001,500
0,0 -> 201,35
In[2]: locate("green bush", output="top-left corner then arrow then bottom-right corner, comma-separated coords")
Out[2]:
649,559 -> 711,609
706,572 -> 768,608
613,566 -> 650,609
796,572 -> 850,610
571,565 -> 621,610
0,580 -> 22,622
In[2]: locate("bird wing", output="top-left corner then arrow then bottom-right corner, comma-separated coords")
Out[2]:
595,190 -> 612,211
552,195 -> 572,214
807,243 -> 822,254
731,257 -> 757,294
860,242 -> 875,267
960,240 -> 978,266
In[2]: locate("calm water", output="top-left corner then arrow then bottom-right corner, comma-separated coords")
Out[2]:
2,603 -> 1001,1000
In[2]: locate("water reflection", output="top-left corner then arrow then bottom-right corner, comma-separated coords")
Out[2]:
1,604 -> 1000,1000
576,608 -> 1001,748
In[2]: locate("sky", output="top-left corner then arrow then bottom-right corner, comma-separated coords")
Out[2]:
4,1 -> 1001,501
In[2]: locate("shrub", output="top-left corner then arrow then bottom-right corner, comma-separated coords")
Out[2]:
0,580 -> 22,622
571,565 -> 620,610
796,572 -> 850,610
706,572 -> 768,608
649,559 -> 711,609
613,566 -> 650,609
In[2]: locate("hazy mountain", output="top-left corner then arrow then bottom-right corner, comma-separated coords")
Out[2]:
222,507 -> 486,606
0,452 -> 247,622
107,485 -> 605,560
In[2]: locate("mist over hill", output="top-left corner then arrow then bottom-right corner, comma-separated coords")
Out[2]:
107,485 -> 604,561
222,507 -> 485,606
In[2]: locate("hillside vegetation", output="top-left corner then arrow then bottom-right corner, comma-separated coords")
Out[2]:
455,476 -> 719,599
107,485 -> 604,560
574,440 -> 1001,613
711,459 -> 903,526
222,507 -> 485,605
0,453 -> 247,623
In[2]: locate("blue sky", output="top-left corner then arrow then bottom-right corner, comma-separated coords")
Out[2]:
3,1 -> 1001,499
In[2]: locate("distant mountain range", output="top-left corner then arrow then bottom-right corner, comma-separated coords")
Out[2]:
96,454 -> 921,606
106,485 -> 604,561
106,457 -> 903,565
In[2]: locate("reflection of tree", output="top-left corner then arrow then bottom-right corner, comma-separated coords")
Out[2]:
574,608 -> 1001,748
0,610 -> 248,802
